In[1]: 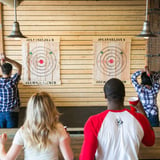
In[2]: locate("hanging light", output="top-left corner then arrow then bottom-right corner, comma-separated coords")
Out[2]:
137,0 -> 156,39
7,0 -> 27,39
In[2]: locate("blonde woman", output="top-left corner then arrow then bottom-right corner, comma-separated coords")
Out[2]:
0,92 -> 74,160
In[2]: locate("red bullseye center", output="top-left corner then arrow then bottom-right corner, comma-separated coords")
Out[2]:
39,59 -> 44,64
108,59 -> 114,63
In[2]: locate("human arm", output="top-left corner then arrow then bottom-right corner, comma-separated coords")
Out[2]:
59,135 -> 73,160
135,101 -> 147,117
133,97 -> 155,146
79,118 -> 98,160
144,66 -> 150,76
0,133 -> 22,160
58,124 -> 73,160
4,56 -> 22,76
0,54 -> 4,66
131,66 -> 150,85
135,113 -> 155,146
131,70 -> 142,92
141,118 -> 155,146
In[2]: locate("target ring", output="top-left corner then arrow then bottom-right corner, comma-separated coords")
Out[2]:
96,46 -> 127,76
28,46 -> 57,77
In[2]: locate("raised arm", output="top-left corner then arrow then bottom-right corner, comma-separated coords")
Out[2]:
131,70 -> 142,92
131,66 -> 149,85
144,66 -> 150,76
4,56 -> 22,76
0,133 -> 22,160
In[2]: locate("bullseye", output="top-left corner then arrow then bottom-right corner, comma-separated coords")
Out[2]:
39,59 -> 44,64
108,59 -> 114,64
28,46 -> 57,77
96,46 -> 127,76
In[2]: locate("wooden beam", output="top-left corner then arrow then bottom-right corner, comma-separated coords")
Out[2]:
0,3 -> 4,53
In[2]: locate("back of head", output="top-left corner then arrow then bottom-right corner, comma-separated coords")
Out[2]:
1,63 -> 12,75
104,78 -> 125,102
141,72 -> 152,86
24,92 -> 60,149
26,91 -> 60,128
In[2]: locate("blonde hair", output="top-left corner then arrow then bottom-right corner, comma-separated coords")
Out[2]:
23,92 -> 60,150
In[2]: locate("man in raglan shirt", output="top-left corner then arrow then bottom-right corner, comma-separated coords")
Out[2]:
80,78 -> 155,160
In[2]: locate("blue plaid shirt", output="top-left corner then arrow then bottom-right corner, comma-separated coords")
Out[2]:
0,73 -> 20,112
131,70 -> 160,117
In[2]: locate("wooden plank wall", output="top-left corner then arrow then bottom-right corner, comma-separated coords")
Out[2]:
2,0 -> 148,108
0,3 -> 4,53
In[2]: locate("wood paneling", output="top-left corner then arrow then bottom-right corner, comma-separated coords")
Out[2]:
0,3 -> 3,53
2,0 -> 148,107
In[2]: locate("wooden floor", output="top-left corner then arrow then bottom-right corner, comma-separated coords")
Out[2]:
1,127 -> 160,160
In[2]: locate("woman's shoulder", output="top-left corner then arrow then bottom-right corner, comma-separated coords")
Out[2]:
55,122 -> 66,134
56,122 -> 64,129
16,126 -> 24,133
54,123 -> 68,141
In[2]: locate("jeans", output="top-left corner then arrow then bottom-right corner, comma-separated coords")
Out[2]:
148,113 -> 159,127
0,112 -> 19,128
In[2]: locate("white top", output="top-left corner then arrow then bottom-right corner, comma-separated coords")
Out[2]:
95,111 -> 143,160
13,123 -> 68,160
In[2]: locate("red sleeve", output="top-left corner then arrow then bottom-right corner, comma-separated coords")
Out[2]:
128,110 -> 155,146
137,115 -> 155,146
79,110 -> 108,160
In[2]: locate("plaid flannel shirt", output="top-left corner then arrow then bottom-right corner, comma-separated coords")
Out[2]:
131,70 -> 160,117
0,73 -> 20,112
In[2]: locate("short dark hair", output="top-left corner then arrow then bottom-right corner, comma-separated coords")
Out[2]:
104,78 -> 125,101
1,63 -> 12,75
141,72 -> 152,86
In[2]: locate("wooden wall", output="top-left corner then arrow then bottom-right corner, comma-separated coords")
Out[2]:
1,0 -> 148,107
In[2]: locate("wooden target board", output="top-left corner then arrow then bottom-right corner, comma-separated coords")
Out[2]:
22,37 -> 60,85
93,37 -> 131,84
